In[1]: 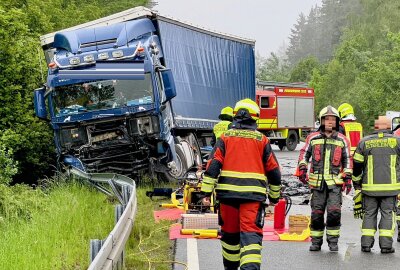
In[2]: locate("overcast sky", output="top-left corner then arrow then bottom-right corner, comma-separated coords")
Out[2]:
154,0 -> 322,57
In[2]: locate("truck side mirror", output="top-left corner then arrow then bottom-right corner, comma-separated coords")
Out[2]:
34,87 -> 48,121
392,117 -> 400,132
160,69 -> 177,103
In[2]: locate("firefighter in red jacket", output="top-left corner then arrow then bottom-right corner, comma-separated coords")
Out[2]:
338,103 -> 363,155
201,98 -> 281,270
298,106 -> 352,252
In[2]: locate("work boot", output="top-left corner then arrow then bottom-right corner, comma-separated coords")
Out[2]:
309,243 -> 321,251
361,246 -> 371,253
328,242 -> 338,252
381,247 -> 395,254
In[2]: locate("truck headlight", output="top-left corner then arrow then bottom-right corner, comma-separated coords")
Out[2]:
129,116 -> 160,136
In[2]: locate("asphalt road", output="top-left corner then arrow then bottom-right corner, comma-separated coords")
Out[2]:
173,144 -> 400,270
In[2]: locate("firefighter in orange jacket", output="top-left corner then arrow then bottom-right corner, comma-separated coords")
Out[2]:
201,98 -> 281,270
298,106 -> 352,252
338,103 -> 363,155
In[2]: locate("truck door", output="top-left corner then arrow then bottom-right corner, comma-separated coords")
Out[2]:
258,95 -> 278,129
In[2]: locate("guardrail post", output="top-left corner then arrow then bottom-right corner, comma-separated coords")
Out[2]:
115,204 -> 124,223
121,185 -> 131,205
90,239 -> 103,263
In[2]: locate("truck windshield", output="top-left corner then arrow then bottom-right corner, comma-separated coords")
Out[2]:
52,74 -> 153,116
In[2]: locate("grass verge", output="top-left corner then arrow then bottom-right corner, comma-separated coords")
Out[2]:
125,188 -> 178,270
0,182 -> 114,270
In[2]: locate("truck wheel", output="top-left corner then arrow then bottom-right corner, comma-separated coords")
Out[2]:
278,141 -> 286,151
158,146 -> 188,183
286,130 -> 298,151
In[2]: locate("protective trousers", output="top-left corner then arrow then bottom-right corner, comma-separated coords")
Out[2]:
219,201 -> 264,270
310,184 -> 342,245
361,195 -> 397,249
397,198 -> 400,233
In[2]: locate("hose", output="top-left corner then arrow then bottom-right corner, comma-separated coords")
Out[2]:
281,194 -> 292,216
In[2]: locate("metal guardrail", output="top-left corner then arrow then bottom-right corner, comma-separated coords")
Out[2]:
69,167 -> 137,270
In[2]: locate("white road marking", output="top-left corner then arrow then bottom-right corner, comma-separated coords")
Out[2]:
187,238 -> 200,270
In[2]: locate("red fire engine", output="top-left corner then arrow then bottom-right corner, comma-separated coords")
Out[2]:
256,81 -> 315,151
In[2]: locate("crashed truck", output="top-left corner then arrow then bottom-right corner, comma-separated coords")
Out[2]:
33,7 -> 255,181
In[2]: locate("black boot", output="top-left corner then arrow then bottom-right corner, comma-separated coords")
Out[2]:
328,242 -> 338,252
381,247 -> 395,254
309,243 -> 321,251
361,246 -> 371,252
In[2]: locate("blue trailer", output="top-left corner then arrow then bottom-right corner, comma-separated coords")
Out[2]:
34,7 -> 255,181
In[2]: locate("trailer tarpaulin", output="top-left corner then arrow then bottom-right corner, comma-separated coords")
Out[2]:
157,20 -> 255,129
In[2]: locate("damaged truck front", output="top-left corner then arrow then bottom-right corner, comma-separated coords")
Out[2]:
34,7 -> 255,181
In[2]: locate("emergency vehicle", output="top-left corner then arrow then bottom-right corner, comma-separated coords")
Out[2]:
256,81 -> 315,151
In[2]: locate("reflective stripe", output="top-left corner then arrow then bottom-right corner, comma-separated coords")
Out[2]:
202,176 -> 217,185
324,149 -> 331,176
216,184 -> 266,194
220,170 -> 266,181
240,244 -> 262,253
343,168 -> 353,174
396,215 -> 400,221
310,230 -> 324,237
326,229 -> 340,236
222,250 -> 240,262
269,184 -> 281,199
367,156 -> 373,186
361,229 -> 376,236
391,155 -> 397,185
298,160 -> 308,167
379,229 -> 394,237
221,241 -> 240,251
201,176 -> 217,193
353,175 -> 362,182
240,254 -> 262,266
362,183 -> 400,191
311,139 -> 344,147
354,152 -> 364,162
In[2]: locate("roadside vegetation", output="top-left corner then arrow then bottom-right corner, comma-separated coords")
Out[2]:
0,180 -> 115,270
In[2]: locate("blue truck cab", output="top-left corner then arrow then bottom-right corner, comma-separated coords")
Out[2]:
34,7 -> 255,181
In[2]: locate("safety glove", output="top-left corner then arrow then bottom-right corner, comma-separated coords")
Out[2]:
298,166 -> 308,185
342,174 -> 352,195
353,190 -> 364,219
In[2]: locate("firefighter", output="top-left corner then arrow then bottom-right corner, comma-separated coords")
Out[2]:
352,117 -> 400,253
201,98 -> 281,270
210,106 -> 234,147
338,103 -> 363,155
297,106 -> 352,252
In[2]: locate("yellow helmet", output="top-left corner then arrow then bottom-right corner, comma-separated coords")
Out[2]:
318,105 -> 340,122
219,106 -> 234,120
338,103 -> 354,119
234,98 -> 260,121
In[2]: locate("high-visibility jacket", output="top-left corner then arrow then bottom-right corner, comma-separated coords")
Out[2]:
298,131 -> 352,189
201,128 -> 281,202
339,120 -> 363,154
213,121 -> 231,139
353,131 -> 400,196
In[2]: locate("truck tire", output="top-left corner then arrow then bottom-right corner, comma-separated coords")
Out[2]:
278,141 -> 286,151
158,146 -> 188,183
286,130 -> 298,151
